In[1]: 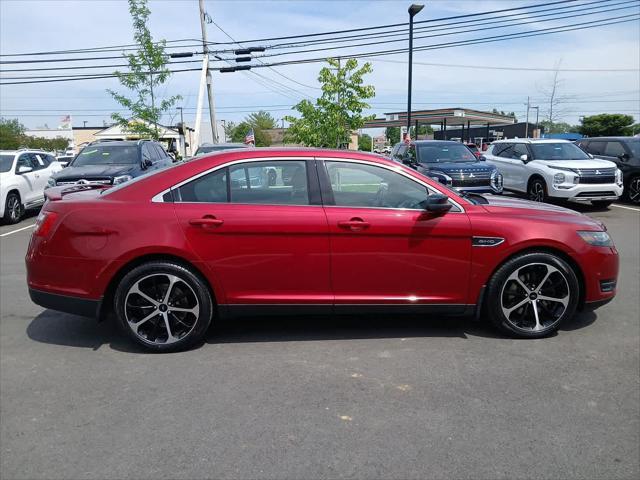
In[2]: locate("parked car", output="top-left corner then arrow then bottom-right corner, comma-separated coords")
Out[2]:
391,140 -> 503,194
55,155 -> 74,167
193,143 -> 249,157
0,149 -> 63,224
28,148 -> 618,352
484,139 -> 623,207
47,140 -> 173,189
576,137 -> 640,204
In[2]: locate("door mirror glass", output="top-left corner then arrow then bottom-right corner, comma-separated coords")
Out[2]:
479,155 -> 487,161
425,193 -> 452,214
520,154 -> 528,162
588,153 -> 594,159
18,165 -> 33,174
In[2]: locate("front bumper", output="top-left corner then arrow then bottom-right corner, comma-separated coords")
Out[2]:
29,288 -> 101,318
454,185 -> 502,194
550,183 -> 623,202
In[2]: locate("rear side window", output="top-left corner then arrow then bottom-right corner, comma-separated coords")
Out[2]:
584,141 -> 606,155
604,141 -> 626,157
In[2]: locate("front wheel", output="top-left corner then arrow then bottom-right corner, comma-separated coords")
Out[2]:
527,178 -> 547,202
626,176 -> 640,204
3,192 -> 23,224
114,261 -> 213,352
591,200 -> 613,208
486,252 -> 580,338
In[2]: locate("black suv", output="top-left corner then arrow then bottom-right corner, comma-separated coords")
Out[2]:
391,140 -> 503,194
48,140 -> 174,189
576,137 -> 640,204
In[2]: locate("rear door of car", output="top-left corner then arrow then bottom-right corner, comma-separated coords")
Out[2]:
485,143 -> 517,190
171,157 -> 332,311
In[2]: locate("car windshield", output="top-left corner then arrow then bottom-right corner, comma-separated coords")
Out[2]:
195,145 -> 244,155
627,139 -> 640,156
72,145 -> 139,166
416,144 -> 477,163
530,142 -> 591,161
0,154 -> 14,173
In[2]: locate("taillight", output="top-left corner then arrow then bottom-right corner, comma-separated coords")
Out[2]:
34,211 -> 58,238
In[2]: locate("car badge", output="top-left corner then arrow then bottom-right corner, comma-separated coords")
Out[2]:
595,170 -> 601,175
469,172 -> 475,178
77,179 -> 88,185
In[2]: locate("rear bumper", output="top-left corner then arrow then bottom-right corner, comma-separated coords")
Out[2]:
29,288 -> 101,318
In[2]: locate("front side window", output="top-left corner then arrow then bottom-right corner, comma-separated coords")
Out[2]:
417,143 -> 476,163
494,143 -> 514,158
511,144 -> 529,159
603,141 -> 626,157
530,142 -> 590,161
73,145 -> 140,166
325,161 -> 428,209
178,168 -> 228,203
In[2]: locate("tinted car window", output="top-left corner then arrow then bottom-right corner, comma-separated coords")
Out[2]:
17,154 -> 39,171
627,139 -> 640,156
604,141 -> 626,157
142,143 -> 156,162
154,144 -> 168,160
512,144 -> 529,159
417,143 -> 476,163
530,143 -> 590,161
325,161 -> 427,209
0,154 -> 14,173
583,141 -> 605,155
494,143 -> 513,158
229,160 -> 309,205
34,153 -> 50,169
74,145 -> 140,166
178,168 -> 228,203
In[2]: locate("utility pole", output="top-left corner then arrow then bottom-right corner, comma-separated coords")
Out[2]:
525,96 -> 530,138
407,4 -> 425,141
198,0 -> 218,144
177,107 -> 186,156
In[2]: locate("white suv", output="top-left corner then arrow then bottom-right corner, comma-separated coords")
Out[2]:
0,150 -> 63,224
484,139 -> 623,207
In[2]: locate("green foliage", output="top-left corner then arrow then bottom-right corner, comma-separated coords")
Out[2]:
245,111 -> 277,131
492,109 -> 518,121
358,134 -> 372,151
0,118 -> 68,151
385,126 -> 400,144
410,124 -> 433,139
539,120 -> 578,134
224,113 -> 272,147
579,114 -> 636,137
284,58 -> 375,147
107,0 -> 180,140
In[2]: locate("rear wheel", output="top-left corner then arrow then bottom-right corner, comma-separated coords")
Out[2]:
3,192 -> 23,224
591,200 -> 613,208
486,252 -> 579,338
527,177 -> 547,202
114,261 -> 213,352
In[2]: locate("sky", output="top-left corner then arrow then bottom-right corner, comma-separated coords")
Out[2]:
0,0 -> 639,132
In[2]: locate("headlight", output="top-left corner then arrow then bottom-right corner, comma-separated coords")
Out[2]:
113,175 -> 133,185
577,230 -> 613,247
47,178 -> 56,187
490,170 -> 503,191
553,173 -> 565,184
615,169 -> 623,185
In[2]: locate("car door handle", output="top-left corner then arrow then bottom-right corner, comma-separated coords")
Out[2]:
337,217 -> 370,231
189,216 -> 224,228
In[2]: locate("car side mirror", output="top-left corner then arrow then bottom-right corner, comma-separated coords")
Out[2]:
520,154 -> 528,162
142,158 -> 153,168
424,193 -> 452,214
17,165 -> 33,174
619,153 -> 629,161
588,153 -> 594,159
479,155 -> 487,161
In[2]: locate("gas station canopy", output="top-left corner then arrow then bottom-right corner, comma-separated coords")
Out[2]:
363,108 -> 517,129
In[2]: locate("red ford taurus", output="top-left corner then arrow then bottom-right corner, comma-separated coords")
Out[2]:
26,148 -> 618,351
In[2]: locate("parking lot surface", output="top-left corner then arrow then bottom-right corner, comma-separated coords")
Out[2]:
1,203 -> 639,479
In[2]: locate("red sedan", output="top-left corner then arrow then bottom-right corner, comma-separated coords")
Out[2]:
27,148 -> 618,352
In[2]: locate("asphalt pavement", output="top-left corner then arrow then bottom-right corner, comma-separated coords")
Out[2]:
1,202 -> 638,480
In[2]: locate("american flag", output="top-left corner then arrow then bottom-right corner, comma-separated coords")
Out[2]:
244,128 -> 255,145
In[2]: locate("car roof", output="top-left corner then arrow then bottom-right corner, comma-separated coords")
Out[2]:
0,149 -> 48,155
87,140 -> 144,147
198,142 -> 248,148
580,136 -> 637,141
491,139 -> 572,144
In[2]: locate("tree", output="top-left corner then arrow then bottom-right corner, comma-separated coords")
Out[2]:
538,59 -> 571,128
107,0 -> 180,139
410,124 -> 433,139
385,126 -> 400,144
0,118 -> 25,149
246,111 -> 277,131
579,114 -> 635,137
491,109 -> 518,122
538,120 -> 577,134
358,134 -> 372,151
284,58 -> 375,147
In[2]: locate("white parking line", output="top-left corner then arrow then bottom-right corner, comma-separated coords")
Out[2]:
0,223 -> 36,237
612,204 -> 640,213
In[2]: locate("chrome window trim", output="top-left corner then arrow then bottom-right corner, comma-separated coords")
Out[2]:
152,156 -> 312,204
317,156 -> 466,213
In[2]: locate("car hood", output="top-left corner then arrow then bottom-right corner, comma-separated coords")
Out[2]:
420,161 -> 494,172
479,195 -> 604,228
52,164 -> 137,179
533,158 -> 617,170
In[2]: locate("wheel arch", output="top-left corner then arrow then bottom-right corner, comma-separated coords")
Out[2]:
98,253 -> 218,320
527,173 -> 547,191
477,245 -> 586,315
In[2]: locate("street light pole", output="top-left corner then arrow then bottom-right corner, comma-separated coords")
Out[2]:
198,0 -> 218,144
406,4 -> 424,141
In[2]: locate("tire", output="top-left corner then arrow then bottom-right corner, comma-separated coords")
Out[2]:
591,200 -> 613,208
486,252 -> 580,339
626,175 -> 640,204
527,177 -> 547,202
3,192 -> 23,224
114,261 -> 213,352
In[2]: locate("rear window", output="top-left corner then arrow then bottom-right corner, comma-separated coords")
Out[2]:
73,145 -> 139,166
0,154 -> 15,173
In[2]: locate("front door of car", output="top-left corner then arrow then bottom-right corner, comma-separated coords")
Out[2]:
509,143 -> 531,191
172,158 -> 332,308
319,159 -> 472,310
15,154 -> 40,204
